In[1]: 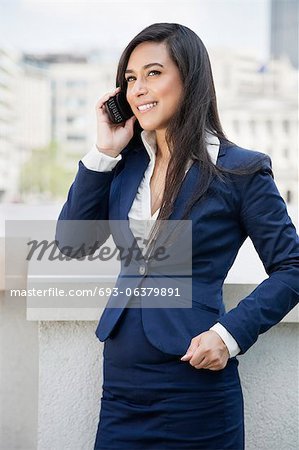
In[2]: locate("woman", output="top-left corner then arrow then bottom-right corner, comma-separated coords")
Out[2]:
57,23 -> 299,449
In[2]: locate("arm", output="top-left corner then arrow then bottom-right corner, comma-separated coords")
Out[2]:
56,86 -> 136,257
56,149 -> 122,256
181,156 -> 299,369
209,322 -> 241,357
217,157 -> 299,354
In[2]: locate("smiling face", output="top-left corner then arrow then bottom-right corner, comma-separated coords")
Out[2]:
125,41 -> 183,132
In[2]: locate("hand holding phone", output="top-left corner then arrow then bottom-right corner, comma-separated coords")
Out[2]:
95,87 -> 136,158
105,91 -> 134,124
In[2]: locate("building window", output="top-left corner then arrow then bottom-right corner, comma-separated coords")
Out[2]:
249,119 -> 256,134
266,120 -> 272,133
232,120 -> 239,134
66,135 -> 85,141
65,98 -> 86,108
282,120 -> 290,134
66,80 -> 87,88
283,147 -> 289,159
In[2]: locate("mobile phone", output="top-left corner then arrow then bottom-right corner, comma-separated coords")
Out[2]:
105,91 -> 134,124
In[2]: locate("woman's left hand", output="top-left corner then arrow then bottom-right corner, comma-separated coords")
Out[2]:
180,330 -> 230,371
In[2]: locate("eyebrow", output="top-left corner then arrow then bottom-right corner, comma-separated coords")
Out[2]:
125,63 -> 164,74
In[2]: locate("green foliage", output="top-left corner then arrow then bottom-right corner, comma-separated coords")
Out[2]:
19,142 -> 75,200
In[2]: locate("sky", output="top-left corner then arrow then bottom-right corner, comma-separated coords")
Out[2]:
0,0 -> 271,61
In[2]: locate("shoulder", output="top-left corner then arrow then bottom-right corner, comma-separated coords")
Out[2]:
219,140 -> 272,172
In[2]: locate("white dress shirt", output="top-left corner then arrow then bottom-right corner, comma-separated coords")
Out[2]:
81,131 -> 241,358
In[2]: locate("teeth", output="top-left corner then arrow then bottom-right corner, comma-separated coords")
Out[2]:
138,102 -> 157,111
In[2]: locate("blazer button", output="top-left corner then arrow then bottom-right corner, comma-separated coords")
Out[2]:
139,264 -> 147,276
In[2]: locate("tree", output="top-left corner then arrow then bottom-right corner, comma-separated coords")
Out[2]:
19,141 -> 75,201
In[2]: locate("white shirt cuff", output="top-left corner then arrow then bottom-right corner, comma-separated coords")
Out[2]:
81,146 -> 122,172
210,322 -> 241,357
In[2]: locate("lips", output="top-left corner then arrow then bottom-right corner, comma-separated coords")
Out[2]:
137,101 -> 158,112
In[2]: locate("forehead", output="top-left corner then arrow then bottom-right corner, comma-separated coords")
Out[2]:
126,41 -> 172,68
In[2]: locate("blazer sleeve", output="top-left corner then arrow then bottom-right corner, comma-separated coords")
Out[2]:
55,160 -> 119,256
217,156 -> 299,354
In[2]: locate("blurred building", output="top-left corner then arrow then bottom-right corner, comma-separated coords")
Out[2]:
15,62 -> 52,168
0,50 -> 119,201
1,46 -> 297,209
210,48 -> 298,210
0,46 -> 22,202
23,52 -> 118,172
270,0 -> 298,69
0,47 -> 52,202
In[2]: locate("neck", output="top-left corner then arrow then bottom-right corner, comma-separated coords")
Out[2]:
155,129 -> 171,162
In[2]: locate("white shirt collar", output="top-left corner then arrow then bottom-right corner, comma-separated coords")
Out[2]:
141,130 -> 220,165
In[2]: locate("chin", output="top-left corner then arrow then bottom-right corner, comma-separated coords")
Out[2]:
137,121 -> 157,132
137,119 -> 165,132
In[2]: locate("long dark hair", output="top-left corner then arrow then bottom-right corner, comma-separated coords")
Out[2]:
116,23 -> 267,232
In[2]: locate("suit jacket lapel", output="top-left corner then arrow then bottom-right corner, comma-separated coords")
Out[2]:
168,139 -> 228,219
118,138 -> 228,221
168,161 -> 199,220
216,138 -> 228,160
118,145 -> 149,220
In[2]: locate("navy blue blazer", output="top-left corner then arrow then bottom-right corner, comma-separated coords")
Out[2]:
57,138 -> 299,356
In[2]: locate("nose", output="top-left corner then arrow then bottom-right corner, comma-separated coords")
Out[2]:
130,77 -> 148,97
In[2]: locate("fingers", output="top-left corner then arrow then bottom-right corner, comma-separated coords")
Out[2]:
96,86 -> 121,111
180,337 -> 201,361
189,351 -> 225,370
193,353 -> 218,369
180,351 -> 193,361
194,357 -> 210,369
180,331 -> 229,371
196,360 -> 227,371
124,114 -> 136,130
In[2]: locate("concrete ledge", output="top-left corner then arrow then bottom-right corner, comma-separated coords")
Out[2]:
0,237 -> 4,291
1,233 -> 299,323
25,283 -> 299,322
26,307 -> 299,322
1,235 -> 298,323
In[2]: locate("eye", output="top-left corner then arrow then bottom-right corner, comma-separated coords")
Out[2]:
125,75 -> 135,83
148,70 -> 161,77
125,70 -> 161,83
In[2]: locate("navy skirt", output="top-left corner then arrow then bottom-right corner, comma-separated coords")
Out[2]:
94,297 -> 244,450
